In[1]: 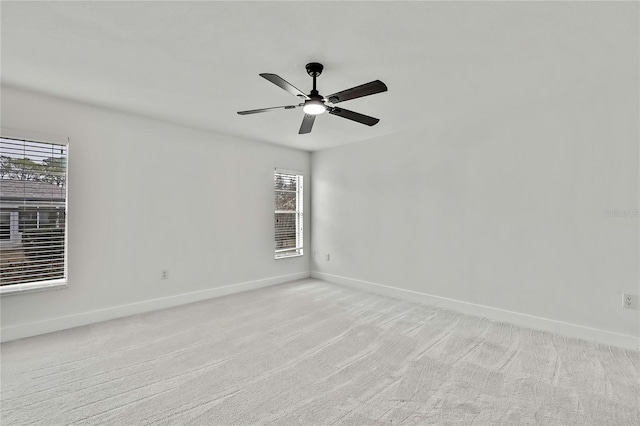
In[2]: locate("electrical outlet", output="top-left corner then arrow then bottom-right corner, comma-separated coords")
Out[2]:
161,270 -> 169,280
622,294 -> 638,310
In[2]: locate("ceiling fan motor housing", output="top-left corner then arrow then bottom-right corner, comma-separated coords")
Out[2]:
305,62 -> 324,77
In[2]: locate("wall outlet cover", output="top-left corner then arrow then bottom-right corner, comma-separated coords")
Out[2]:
622,294 -> 638,310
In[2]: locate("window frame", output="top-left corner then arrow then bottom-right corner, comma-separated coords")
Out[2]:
0,129 -> 69,296
274,168 -> 303,259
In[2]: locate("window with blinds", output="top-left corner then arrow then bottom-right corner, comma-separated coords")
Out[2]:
274,170 -> 303,259
0,136 -> 68,291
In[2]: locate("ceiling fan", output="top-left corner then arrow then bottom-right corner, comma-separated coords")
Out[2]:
237,62 -> 388,134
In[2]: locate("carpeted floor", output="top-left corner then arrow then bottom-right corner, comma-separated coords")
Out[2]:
1,278 -> 639,425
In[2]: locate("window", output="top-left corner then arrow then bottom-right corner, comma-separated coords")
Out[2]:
0,135 -> 68,293
274,169 -> 303,259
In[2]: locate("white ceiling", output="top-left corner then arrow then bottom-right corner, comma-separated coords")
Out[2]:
1,1 -> 635,151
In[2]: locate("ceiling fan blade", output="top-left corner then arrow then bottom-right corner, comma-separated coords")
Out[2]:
298,114 -> 316,134
326,80 -> 387,104
237,105 -> 299,115
328,107 -> 380,126
260,73 -> 309,99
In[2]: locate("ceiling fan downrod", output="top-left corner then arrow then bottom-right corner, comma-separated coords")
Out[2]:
305,62 -> 324,95
303,62 -> 326,115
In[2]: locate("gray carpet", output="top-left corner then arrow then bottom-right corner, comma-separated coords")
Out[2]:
1,278 -> 639,425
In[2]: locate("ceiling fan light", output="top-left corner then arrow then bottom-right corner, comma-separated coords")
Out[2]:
303,99 -> 326,115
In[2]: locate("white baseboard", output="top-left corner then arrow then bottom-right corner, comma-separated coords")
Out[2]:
1,272 -> 310,342
311,271 -> 639,351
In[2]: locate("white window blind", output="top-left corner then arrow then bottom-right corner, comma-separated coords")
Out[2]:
0,136 -> 68,290
274,170 -> 303,259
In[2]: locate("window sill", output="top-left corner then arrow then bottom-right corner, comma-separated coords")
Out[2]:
0,279 -> 68,296
275,253 -> 304,260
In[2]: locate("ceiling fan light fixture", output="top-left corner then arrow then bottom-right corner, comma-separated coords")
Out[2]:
303,99 -> 326,115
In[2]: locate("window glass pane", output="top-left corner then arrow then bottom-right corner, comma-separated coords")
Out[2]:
1,137 -> 67,287
275,191 -> 297,211
275,213 -> 297,249
275,174 -> 297,191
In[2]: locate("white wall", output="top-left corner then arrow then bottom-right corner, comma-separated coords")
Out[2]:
312,85 -> 639,348
1,86 -> 310,341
